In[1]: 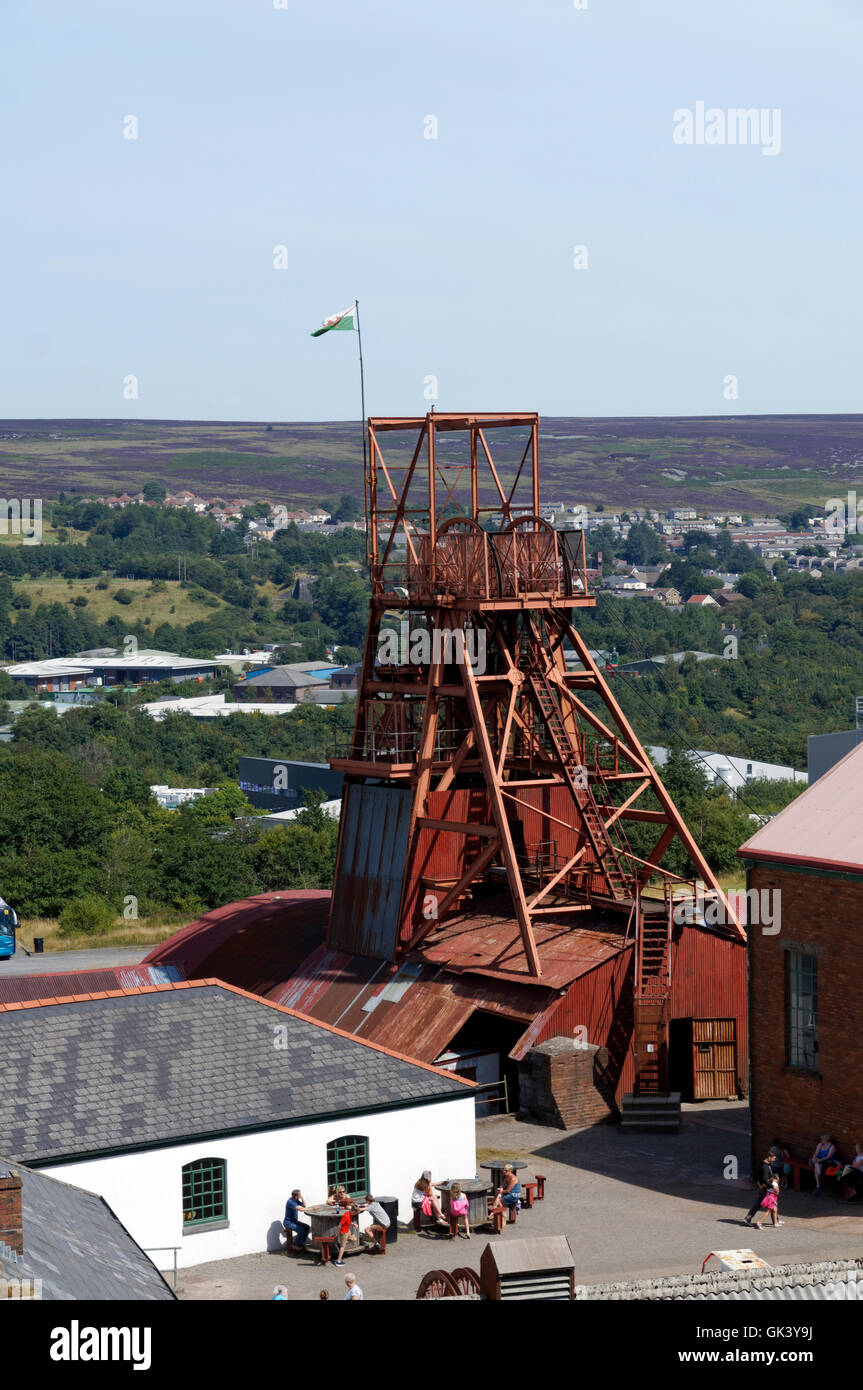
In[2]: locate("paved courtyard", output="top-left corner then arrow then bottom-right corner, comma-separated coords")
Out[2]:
174,1102 -> 863,1300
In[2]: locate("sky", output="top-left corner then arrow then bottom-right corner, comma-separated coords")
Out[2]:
2,0 -> 863,422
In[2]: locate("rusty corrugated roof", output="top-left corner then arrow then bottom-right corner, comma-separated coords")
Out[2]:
267,949 -> 554,1061
143,891 -> 330,996
411,898 -> 628,989
0,963 -> 184,1007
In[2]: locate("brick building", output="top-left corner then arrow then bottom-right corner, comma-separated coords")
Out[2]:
739,741 -> 863,1166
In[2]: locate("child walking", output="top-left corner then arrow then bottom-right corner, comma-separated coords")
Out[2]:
449,1182 -> 471,1239
751,1177 -> 784,1228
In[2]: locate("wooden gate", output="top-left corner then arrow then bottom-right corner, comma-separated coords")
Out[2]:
692,1018 -> 737,1099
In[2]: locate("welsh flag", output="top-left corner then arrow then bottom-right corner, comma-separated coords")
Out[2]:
311,304 -> 357,337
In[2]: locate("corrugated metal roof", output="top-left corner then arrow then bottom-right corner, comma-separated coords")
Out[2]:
328,784 -> 413,958
574,1259 -> 863,1301
143,891 -> 330,994
739,739 -> 863,873
0,963 -> 183,1006
267,947 -> 552,1061
413,898 -> 628,988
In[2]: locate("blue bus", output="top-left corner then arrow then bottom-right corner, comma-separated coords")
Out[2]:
0,899 -> 19,959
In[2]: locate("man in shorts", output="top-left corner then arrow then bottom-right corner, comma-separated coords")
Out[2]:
334,1197 -> 357,1267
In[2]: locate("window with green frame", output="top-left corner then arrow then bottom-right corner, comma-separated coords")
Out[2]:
182,1157 -> 227,1228
326,1135 -> 369,1198
786,950 -> 818,1071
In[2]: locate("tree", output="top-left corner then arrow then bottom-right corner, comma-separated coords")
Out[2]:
326,493 -> 364,524
179,781 -> 254,828
622,521 -> 666,566
143,481 -> 167,503
59,894 -> 117,936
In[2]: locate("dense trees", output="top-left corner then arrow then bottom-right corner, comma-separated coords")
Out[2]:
575,568 -> 863,767
0,703 -> 353,919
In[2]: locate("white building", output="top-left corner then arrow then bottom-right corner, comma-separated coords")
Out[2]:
648,746 -> 806,793
0,980 -> 476,1270
150,785 -> 212,810
140,693 -> 298,720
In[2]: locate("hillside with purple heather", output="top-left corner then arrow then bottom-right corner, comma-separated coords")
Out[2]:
2,414 -> 862,512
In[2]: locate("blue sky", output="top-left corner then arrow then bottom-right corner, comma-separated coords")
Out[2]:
2,0 -> 862,420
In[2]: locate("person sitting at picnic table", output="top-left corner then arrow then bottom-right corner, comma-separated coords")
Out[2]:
489,1163 -> 521,1214
360,1193 -> 391,1251
283,1188 -> 310,1249
411,1171 -> 448,1226
810,1134 -> 838,1192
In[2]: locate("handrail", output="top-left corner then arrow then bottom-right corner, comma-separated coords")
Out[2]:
143,1246 -> 180,1290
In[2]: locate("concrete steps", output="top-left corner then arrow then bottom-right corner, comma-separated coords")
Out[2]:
621,1092 -> 682,1133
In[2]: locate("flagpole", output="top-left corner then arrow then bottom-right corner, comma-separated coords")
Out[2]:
354,298 -> 369,537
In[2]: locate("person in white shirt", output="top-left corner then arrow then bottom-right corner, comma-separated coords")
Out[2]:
344,1274 -> 363,1301
361,1193 -> 390,1251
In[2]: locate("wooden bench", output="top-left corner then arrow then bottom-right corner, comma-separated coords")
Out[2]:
787,1159 -> 814,1192
283,1227 -> 309,1257
313,1236 -> 335,1264
534,1174 -> 547,1201
413,1207 -> 440,1236
521,1182 -> 537,1210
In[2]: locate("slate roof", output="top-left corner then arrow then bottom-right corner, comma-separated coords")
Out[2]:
0,1159 -> 175,1300
0,980 -> 472,1166
239,665 -> 325,688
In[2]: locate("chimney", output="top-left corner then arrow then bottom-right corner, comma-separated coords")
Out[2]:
0,1169 -> 23,1255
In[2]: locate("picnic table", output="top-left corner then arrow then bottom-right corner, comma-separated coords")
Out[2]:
305,1202 -> 363,1259
437,1178 -> 491,1228
479,1159 -> 528,1192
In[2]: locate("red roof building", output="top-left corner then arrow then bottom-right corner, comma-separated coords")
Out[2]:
739,741 -> 863,1170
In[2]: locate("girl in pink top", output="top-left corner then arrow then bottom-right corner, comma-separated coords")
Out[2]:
751,1178 -> 783,1228
449,1182 -> 471,1238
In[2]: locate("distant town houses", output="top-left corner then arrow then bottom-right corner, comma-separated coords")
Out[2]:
86,490 -> 368,536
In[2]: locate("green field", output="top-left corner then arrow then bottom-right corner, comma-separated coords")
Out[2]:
17,577 -> 230,626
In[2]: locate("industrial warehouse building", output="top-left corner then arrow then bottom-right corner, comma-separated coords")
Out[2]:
0,978 -> 475,1269
3,648 -> 218,693
238,756 -> 344,812
740,739 -> 863,1166
147,413 -> 750,1127
146,887 -> 747,1121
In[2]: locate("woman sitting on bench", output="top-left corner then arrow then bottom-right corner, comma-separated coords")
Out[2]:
411,1171 -> 448,1227
810,1134 -> 838,1192
490,1164 -> 521,1214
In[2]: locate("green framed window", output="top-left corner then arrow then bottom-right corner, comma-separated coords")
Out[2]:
786,950 -> 818,1071
326,1135 -> 369,1198
182,1157 -> 227,1228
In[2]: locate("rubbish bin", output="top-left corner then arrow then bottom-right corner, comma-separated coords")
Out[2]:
33,938 -> 44,954
376,1195 -> 399,1244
